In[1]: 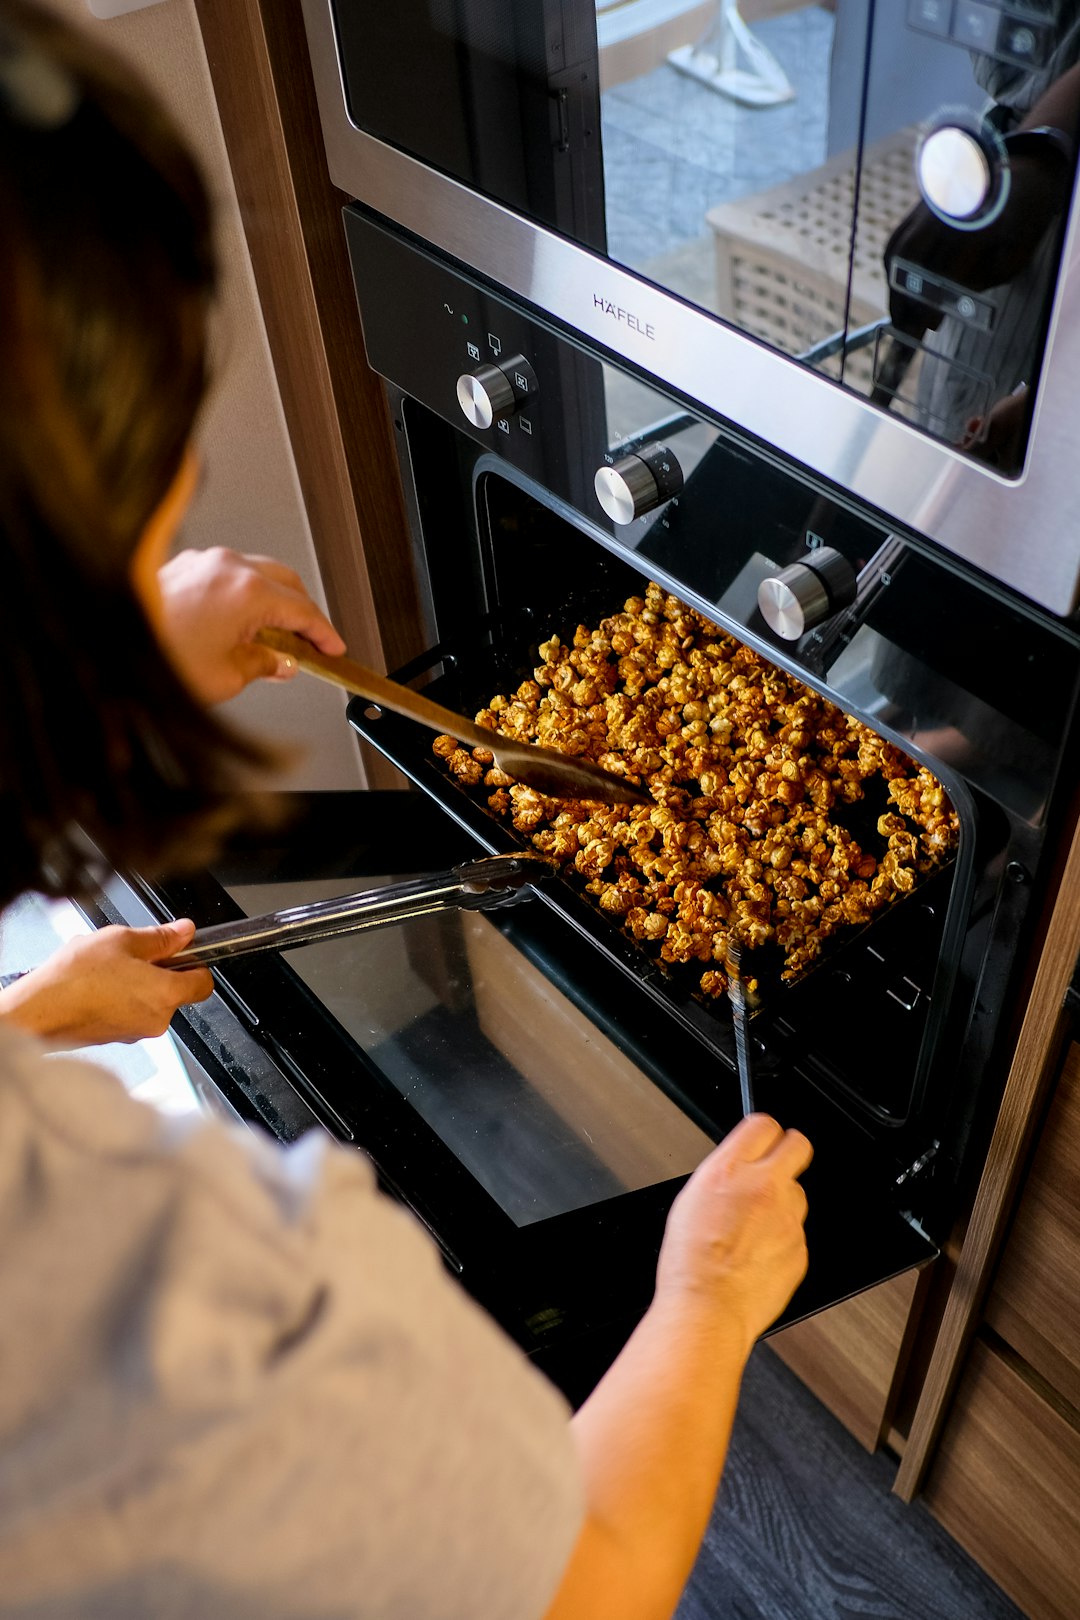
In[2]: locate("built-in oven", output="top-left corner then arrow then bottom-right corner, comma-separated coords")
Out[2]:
97,1 -> 1080,1400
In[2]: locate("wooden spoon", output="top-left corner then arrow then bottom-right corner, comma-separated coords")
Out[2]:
256,628 -> 651,806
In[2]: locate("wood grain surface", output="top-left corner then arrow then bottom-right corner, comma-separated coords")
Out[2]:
921,1338 -> 1080,1620
676,1343 -> 1022,1620
986,1041 -> 1080,1413
768,1267 -> 927,1452
895,807 -> 1080,1500
193,0 -> 423,786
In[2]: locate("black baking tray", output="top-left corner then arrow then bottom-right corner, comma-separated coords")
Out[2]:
347,661 -> 953,1127
350,489 -> 956,1120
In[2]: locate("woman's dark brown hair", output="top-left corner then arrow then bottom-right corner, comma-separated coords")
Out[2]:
0,0 -> 269,911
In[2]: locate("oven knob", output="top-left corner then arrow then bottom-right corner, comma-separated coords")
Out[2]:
916,122 -> 1001,225
455,354 -> 536,430
757,547 -> 857,641
594,445 -> 684,525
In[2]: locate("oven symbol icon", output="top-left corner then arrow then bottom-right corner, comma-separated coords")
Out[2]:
497,419 -> 510,434
466,342 -> 480,361
488,333 -> 502,355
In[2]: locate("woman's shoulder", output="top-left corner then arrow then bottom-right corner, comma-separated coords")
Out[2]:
0,1019 -> 166,1154
0,1018 -> 377,1243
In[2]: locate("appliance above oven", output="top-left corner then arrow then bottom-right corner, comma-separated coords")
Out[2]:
302,0 -> 1080,614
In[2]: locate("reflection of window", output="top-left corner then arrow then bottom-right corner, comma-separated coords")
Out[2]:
0,894 -> 202,1116
600,3 -> 834,286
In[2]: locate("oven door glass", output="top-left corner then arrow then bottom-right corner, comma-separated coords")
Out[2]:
110,791 -> 936,1395
329,1 -> 1077,471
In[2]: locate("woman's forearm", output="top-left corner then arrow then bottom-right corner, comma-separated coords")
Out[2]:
546,1294 -> 751,1620
542,1115 -> 812,1620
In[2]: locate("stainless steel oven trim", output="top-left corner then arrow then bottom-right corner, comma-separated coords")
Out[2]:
301,0 -> 1080,617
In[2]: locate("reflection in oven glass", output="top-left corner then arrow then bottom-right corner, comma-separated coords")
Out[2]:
431,581 -> 958,1007
335,2 -> 1080,473
226,878 -> 713,1226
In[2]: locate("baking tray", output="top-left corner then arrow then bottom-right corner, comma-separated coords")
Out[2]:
346,639 -> 953,1086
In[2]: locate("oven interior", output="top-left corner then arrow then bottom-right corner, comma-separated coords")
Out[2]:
348,393 -> 1080,1245
361,463 -> 956,1124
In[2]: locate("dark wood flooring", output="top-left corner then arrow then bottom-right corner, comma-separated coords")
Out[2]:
676,1347 -> 1025,1620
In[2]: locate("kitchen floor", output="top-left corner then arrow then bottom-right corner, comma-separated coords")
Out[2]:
2,894 -> 1023,1618
677,1345 -> 1024,1620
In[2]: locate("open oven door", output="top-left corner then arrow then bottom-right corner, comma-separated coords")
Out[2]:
88,790 -> 937,1402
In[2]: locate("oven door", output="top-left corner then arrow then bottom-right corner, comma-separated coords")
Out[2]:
91,790 -> 935,1401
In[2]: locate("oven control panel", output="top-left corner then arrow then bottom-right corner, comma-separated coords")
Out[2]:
345,206 -> 708,539
345,204 -> 911,662
456,355 -> 536,430
346,208 -> 552,478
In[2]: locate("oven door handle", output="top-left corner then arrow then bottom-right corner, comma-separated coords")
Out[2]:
168,854 -> 545,968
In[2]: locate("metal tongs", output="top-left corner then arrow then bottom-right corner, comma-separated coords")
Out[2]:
170,853 -> 544,969
726,939 -> 755,1117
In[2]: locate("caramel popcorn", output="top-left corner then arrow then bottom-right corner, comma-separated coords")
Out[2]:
432,583 -> 959,996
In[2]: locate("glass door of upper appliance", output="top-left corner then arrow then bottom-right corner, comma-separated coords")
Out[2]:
331,2 -> 1080,466
332,1 -> 860,377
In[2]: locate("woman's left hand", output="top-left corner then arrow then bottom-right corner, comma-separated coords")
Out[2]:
156,547 -> 346,707
0,922 -> 213,1047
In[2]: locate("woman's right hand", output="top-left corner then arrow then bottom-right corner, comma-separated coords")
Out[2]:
544,1115 -> 812,1620
0,921 -> 213,1048
155,547 -> 346,707
654,1113 -> 813,1353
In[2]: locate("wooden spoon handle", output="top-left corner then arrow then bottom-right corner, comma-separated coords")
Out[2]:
255,627 -> 492,750
256,629 -> 651,805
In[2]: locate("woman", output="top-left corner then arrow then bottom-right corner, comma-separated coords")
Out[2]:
0,6 -> 812,1617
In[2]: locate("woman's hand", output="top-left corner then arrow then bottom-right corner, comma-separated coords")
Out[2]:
654,1112 -> 813,1354
544,1115 -> 812,1620
0,922 -> 213,1047
156,547 -> 346,707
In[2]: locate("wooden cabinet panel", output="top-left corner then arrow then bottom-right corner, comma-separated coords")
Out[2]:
986,1042 -> 1080,1413
768,1268 -> 923,1451
923,1339 -> 1080,1620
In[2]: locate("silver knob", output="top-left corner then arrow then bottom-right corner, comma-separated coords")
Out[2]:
456,363 -> 518,430
594,445 -> 683,526
917,125 -> 995,223
757,547 -> 857,641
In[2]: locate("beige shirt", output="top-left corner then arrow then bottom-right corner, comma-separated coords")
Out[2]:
0,1024 -> 582,1618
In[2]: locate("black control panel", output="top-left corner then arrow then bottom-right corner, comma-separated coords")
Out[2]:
343,206 -> 916,665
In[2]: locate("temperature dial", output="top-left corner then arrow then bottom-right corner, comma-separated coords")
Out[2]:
456,354 -> 536,430
757,546 -> 857,641
594,444 -> 684,525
